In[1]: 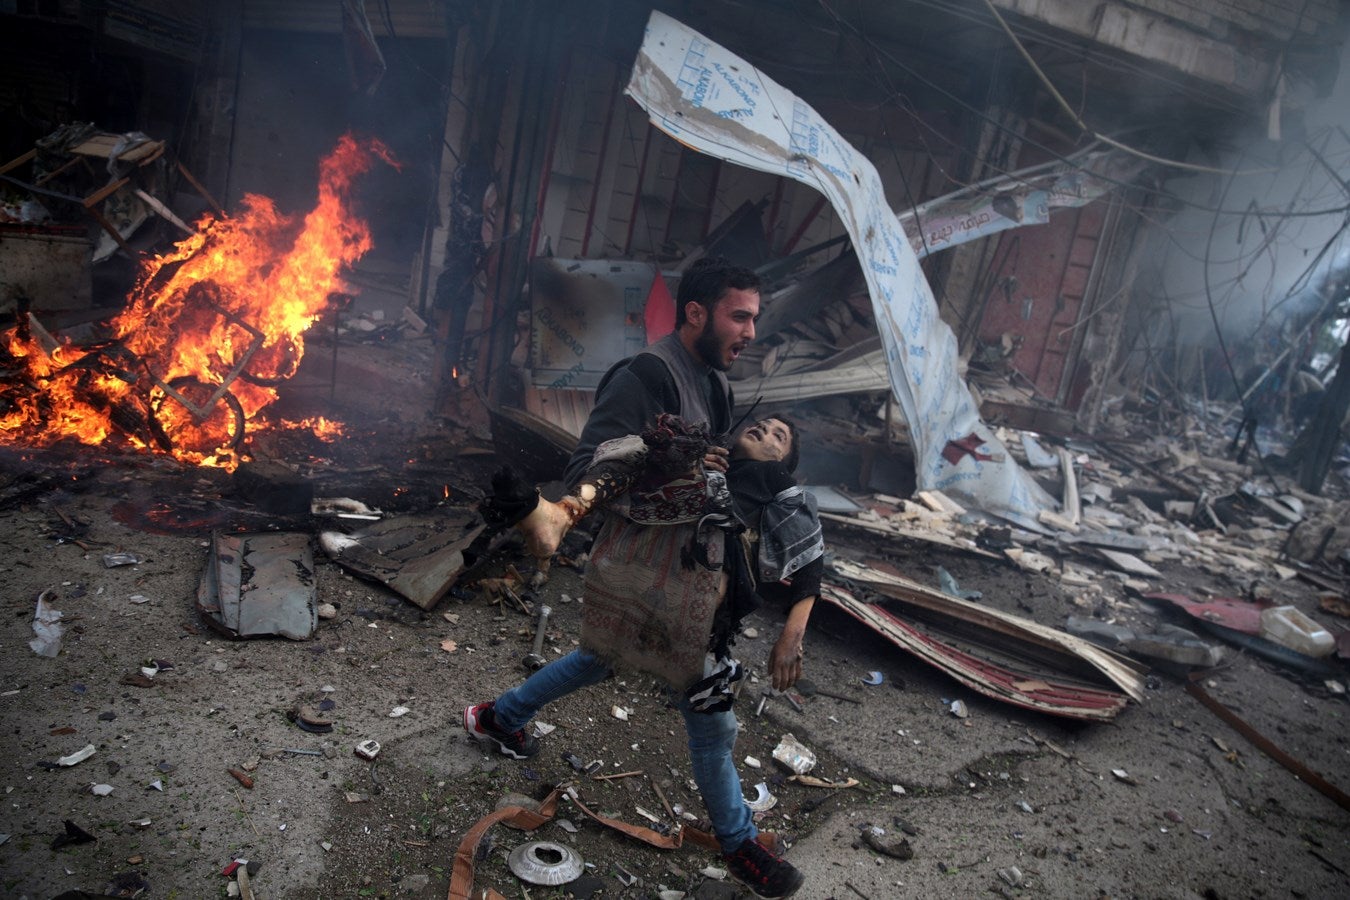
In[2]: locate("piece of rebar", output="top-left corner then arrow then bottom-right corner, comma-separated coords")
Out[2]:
522,604 -> 552,670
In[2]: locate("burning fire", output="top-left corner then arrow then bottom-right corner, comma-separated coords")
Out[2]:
277,416 -> 346,442
1,134 -> 396,469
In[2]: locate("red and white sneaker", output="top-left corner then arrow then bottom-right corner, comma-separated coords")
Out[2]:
462,702 -> 539,759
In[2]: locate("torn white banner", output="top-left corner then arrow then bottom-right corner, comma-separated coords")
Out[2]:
626,11 -> 1054,527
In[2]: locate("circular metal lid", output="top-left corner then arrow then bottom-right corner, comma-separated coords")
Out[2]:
507,840 -> 585,885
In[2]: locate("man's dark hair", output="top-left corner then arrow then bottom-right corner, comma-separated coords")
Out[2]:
674,256 -> 761,328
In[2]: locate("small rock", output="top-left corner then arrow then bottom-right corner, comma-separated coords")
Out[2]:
399,873 -> 430,894
317,603 -> 338,620
742,627 -> 759,639
861,830 -> 913,860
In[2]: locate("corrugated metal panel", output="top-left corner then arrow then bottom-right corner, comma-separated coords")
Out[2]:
241,0 -> 447,37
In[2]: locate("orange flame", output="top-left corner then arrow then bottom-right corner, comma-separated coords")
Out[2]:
277,416 -> 346,442
0,134 -> 395,468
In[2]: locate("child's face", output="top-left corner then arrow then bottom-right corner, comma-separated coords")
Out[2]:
733,418 -> 792,463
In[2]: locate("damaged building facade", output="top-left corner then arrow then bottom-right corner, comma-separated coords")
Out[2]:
3,2 -> 1350,899
4,0 -> 1345,502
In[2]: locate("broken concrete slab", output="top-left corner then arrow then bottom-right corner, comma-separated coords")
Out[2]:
1096,548 -> 1163,578
197,532 -> 315,640
319,508 -> 484,610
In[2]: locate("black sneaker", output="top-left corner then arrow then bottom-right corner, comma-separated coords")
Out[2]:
723,836 -> 805,899
463,702 -> 539,759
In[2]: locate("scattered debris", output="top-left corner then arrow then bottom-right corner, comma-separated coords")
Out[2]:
506,840 -> 584,886
28,589 -> 65,658
744,782 -> 778,812
290,702 -> 335,733
772,734 -> 816,775
319,510 -> 484,610
102,552 -> 144,567
794,677 -> 862,704
51,819 -> 96,850
90,783 -> 113,796
310,497 -> 383,519
790,775 -> 859,789
197,532 -> 316,640
937,567 -> 981,600
825,561 -> 1146,719
523,603 -> 553,670
389,706 -> 410,718
1260,605 -> 1335,657
354,740 -> 381,760
1065,616 -> 1225,668
861,827 -> 914,860
228,768 -> 254,789
861,671 -> 885,686
1185,676 -> 1350,813
56,744 -> 96,767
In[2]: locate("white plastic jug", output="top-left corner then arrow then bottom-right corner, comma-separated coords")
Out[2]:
1259,606 -> 1335,658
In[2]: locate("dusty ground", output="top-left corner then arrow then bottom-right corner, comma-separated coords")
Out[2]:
2,335 -> 1349,900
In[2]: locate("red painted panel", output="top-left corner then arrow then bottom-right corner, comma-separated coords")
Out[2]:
976,201 -> 1108,405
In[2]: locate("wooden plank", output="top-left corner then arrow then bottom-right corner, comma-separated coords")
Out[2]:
70,135 -> 166,164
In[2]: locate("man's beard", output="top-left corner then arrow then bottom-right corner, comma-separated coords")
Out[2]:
694,319 -> 730,371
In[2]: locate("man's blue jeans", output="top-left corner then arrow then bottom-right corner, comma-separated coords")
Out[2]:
492,648 -> 755,853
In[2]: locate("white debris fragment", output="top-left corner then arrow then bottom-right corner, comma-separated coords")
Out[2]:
610,706 -> 629,722
56,745 -> 96,767
389,706 -> 410,718
90,783 -> 114,796
29,590 -> 65,658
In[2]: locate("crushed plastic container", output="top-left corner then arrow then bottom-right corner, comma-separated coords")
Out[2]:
1259,606 -> 1335,658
